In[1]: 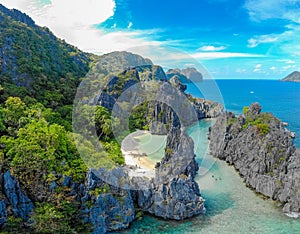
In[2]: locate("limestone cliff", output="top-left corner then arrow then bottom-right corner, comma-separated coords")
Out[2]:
209,103 -> 300,216
134,126 -> 205,220
0,171 -> 34,227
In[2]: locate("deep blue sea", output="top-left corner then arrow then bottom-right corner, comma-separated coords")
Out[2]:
123,80 -> 300,234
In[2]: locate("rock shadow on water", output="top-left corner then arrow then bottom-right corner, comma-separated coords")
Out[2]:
202,192 -> 235,217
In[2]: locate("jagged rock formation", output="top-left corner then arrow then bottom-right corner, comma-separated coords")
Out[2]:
187,94 -> 223,119
209,103 -> 300,216
81,169 -> 135,233
0,171 -> 34,227
281,71 -> 300,82
169,75 -> 187,92
95,63 -> 167,111
166,67 -> 203,83
130,126 -> 205,220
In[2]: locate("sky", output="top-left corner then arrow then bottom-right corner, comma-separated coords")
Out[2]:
1,0 -> 300,79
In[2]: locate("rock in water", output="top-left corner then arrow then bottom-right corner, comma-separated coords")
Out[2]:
136,126 -> 206,220
209,103 -> 300,215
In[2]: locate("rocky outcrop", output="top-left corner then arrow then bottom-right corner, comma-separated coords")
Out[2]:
0,201 -> 6,226
136,176 -> 205,220
80,169 -> 135,234
0,171 -> 34,226
132,126 -> 205,220
169,75 -> 187,92
187,95 -> 223,119
209,103 -> 300,216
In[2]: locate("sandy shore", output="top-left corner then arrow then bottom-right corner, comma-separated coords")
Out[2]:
122,149 -> 156,178
121,130 -> 167,178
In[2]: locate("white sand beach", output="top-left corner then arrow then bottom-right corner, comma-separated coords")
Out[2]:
121,130 -> 167,178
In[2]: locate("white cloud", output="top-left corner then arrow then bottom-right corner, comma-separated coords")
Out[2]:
193,52 -> 264,60
248,35 -> 278,48
281,64 -> 297,71
0,0 -> 166,54
255,64 -> 262,69
198,45 -> 227,51
253,64 -> 262,72
244,0 -> 300,23
184,63 -> 196,67
284,59 -> 296,64
0,0 -> 115,27
146,51 -> 264,62
270,66 -> 276,70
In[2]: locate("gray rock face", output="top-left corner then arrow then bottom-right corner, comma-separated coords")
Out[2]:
181,67 -> 203,82
169,75 -> 187,92
209,103 -> 300,215
0,200 -> 7,226
1,171 -> 34,221
80,169 -> 135,233
89,193 -> 135,234
188,96 -> 223,119
135,126 -> 205,220
137,176 -> 205,220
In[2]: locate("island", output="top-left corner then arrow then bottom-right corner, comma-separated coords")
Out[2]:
281,71 -> 300,82
0,3 -> 299,234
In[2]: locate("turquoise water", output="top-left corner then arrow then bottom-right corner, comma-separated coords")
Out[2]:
135,133 -> 167,163
122,80 -> 300,233
186,79 -> 300,146
123,120 -> 300,234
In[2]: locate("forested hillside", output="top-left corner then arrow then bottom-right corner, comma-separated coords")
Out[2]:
0,4 -> 94,118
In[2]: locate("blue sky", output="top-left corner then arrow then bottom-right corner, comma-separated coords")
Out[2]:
1,0 -> 300,79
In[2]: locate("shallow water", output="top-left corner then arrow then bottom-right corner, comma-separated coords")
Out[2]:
123,120 -> 300,234
135,133 -> 167,163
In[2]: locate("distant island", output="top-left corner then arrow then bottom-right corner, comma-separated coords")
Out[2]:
281,71 -> 300,82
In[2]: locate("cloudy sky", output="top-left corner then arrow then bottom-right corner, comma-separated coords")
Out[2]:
1,0 -> 300,78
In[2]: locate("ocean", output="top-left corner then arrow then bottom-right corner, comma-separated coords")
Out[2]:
123,80 -> 300,234
186,79 -> 300,147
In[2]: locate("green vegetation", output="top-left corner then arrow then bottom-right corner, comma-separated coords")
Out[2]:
0,8 -> 94,129
0,96 -> 92,232
165,148 -> 173,155
242,107 -> 271,135
129,102 -> 150,132
89,184 -> 111,197
243,106 -> 249,115
0,6 -> 158,232
29,201 -> 91,234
